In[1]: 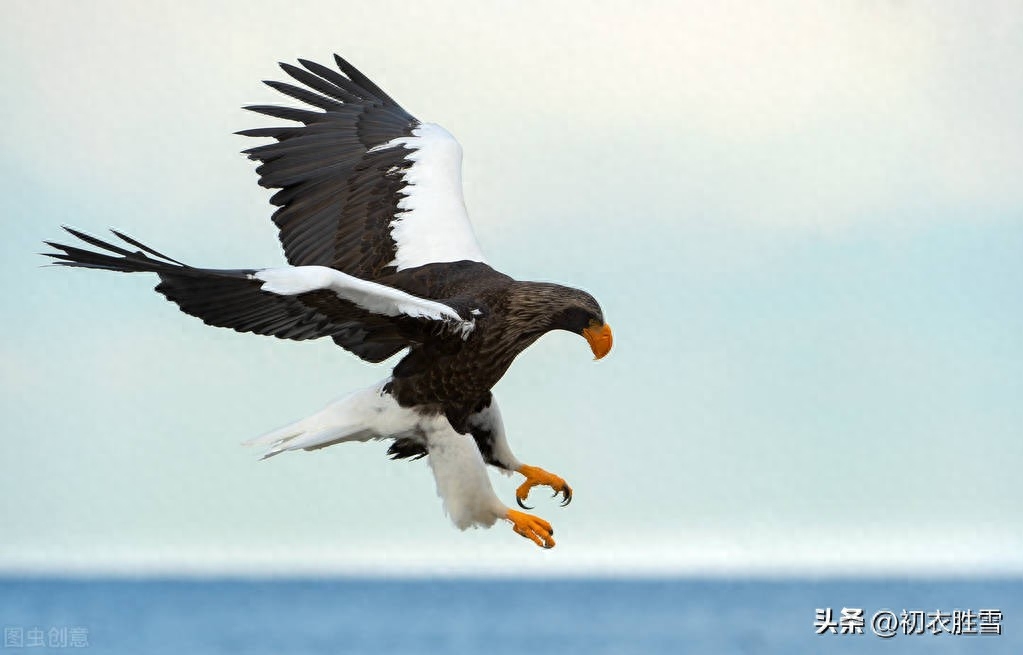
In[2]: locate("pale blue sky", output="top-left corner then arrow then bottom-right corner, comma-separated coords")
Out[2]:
2,1 -> 1021,576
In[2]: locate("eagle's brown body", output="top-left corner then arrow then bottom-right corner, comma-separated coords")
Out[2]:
383,262 -> 593,432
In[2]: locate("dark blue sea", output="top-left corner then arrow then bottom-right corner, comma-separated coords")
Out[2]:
1,577 -> 1019,654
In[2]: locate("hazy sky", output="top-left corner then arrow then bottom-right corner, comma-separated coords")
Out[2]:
2,1 -> 1021,576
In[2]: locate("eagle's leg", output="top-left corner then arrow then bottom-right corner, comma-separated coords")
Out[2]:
425,417 -> 556,548
515,465 -> 573,509
465,394 -> 573,511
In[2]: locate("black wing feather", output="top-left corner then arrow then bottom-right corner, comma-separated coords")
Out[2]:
240,55 -> 418,279
333,54 -> 400,107
262,80 -> 344,111
287,61 -> 362,103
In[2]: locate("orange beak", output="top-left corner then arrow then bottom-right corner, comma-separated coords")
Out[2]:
582,322 -> 613,360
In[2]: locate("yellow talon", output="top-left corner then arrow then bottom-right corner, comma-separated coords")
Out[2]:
506,509 -> 555,549
515,464 -> 573,508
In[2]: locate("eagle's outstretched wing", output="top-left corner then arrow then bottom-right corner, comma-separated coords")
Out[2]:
239,55 -> 486,280
44,228 -> 475,363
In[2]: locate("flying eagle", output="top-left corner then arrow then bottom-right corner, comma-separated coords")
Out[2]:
44,54 -> 612,549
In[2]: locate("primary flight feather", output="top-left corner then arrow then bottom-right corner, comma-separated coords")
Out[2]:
44,54 -> 612,549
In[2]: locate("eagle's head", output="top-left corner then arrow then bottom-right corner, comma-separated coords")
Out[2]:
548,288 -> 613,360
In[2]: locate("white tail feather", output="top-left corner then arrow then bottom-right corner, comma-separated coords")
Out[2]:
244,377 -> 509,529
243,379 -> 421,458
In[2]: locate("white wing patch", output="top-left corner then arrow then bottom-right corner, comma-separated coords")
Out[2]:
251,265 -> 475,337
370,123 -> 486,271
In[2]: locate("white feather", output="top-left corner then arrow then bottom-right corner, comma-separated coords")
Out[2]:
370,123 -> 486,271
250,265 -> 474,337
244,380 -> 420,458
245,379 -> 509,529
424,420 -> 508,529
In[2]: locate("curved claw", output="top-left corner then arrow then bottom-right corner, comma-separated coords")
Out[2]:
516,465 -> 573,510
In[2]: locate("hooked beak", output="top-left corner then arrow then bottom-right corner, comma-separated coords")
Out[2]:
582,321 -> 613,360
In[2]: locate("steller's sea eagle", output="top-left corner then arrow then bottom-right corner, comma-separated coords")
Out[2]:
43,54 -> 612,549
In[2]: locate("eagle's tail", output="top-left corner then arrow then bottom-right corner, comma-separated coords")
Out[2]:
243,379 -> 421,459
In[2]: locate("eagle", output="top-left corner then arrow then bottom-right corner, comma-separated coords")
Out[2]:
43,54 -> 612,549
